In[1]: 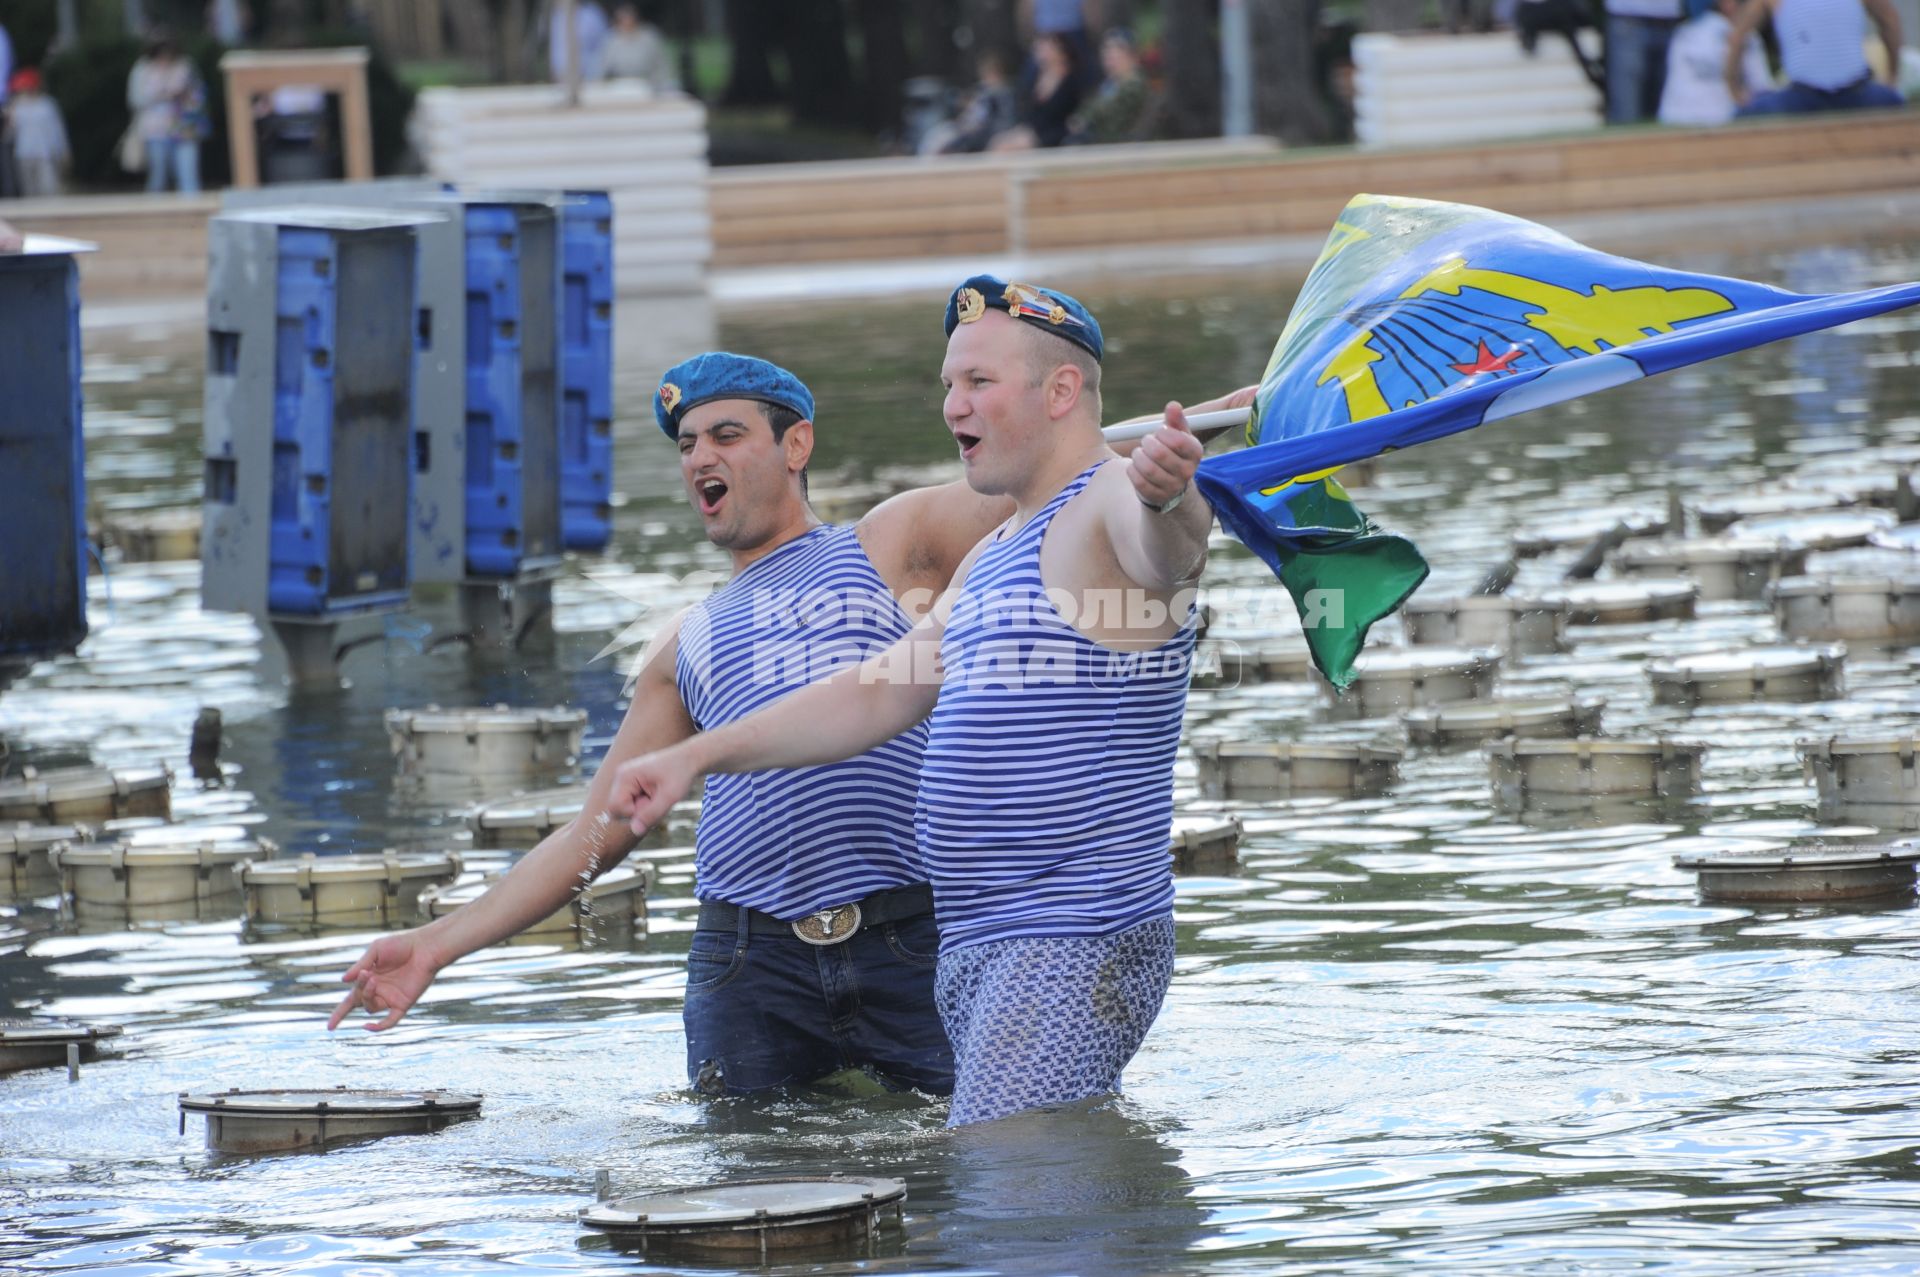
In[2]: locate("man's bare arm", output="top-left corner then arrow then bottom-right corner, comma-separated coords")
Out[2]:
608,547 -> 991,836
329,606 -> 698,1030
1726,0 -> 1771,101
862,384 -> 1257,603
1103,401 -> 1214,591
860,480 -> 1010,608
1105,383 -> 1260,457
1864,0 -> 1904,81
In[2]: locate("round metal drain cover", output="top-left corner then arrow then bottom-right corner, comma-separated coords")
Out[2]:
581,1174 -> 906,1259
178,1087 -> 483,1153
1673,843 -> 1920,902
0,1019 -> 123,1074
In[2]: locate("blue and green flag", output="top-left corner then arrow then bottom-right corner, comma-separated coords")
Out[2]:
1194,194 -> 1920,688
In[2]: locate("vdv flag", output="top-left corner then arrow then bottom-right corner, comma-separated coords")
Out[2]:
1194,194 -> 1920,689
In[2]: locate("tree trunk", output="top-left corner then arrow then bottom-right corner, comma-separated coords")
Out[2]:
782,0 -> 860,127
261,0 -> 305,42
445,0 -> 498,68
54,0 -> 82,53
855,0 -> 909,131
723,0 -> 785,106
1160,0 -> 1218,138
1250,0 -> 1336,144
908,0 -> 962,80
676,0 -> 702,96
497,0 -> 538,82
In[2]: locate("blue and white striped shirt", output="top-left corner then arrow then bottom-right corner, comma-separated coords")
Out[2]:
676,524 -> 927,919
917,463 -> 1195,955
1776,0 -> 1869,90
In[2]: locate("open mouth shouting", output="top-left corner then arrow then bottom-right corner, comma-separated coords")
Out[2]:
696,475 -> 729,516
953,430 -> 982,461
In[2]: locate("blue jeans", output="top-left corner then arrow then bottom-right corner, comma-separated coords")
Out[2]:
145,138 -> 201,193
1739,78 -> 1906,116
1605,14 -> 1676,124
682,909 -> 954,1096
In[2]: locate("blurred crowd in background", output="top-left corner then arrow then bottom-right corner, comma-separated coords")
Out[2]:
0,0 -> 1911,200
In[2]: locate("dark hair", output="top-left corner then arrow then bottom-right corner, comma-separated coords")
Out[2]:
764,403 -> 804,439
1037,33 -> 1077,71
763,402 -> 809,494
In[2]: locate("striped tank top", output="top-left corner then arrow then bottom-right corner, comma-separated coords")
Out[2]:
916,462 -> 1195,955
1776,0 -> 1868,90
675,524 -> 927,919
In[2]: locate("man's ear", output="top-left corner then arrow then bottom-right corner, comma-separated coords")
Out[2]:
1046,363 -> 1084,422
785,419 -> 815,474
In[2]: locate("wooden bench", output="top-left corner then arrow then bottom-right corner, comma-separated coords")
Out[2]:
5,112 -> 1914,305
1019,111 -> 1920,252
3,194 -> 219,298
707,137 -> 1283,268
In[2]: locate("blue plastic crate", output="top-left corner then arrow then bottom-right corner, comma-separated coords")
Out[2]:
463,202 -> 563,578
559,191 -> 614,552
264,226 -> 417,616
0,249 -> 88,668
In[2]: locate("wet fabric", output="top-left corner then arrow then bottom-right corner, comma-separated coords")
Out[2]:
917,463 -> 1190,955
682,912 -> 954,1096
935,914 -> 1174,1126
676,524 -> 928,920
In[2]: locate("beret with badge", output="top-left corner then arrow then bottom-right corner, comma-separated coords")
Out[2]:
944,275 -> 1103,362
654,351 -> 816,440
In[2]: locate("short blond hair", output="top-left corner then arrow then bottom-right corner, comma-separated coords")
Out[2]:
1018,325 -> 1102,420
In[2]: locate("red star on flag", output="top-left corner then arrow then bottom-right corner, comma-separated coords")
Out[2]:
1450,340 -> 1524,377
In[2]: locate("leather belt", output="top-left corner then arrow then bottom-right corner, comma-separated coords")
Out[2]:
696,882 -> 935,947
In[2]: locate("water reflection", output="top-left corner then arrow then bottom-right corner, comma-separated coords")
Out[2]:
927,1101 -> 1202,1276
3,237 -> 1920,1274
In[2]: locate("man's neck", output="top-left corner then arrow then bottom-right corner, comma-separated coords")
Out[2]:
726,506 -> 823,576
1008,423 -> 1109,527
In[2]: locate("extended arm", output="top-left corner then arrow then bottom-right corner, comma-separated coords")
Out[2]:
1106,400 -> 1215,589
1863,0 -> 1904,82
609,576 -> 970,835
1726,0 -> 1771,102
329,607 -> 698,1031
1105,383 -> 1259,457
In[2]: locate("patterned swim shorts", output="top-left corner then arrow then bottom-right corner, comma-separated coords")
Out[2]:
935,914 -> 1175,1127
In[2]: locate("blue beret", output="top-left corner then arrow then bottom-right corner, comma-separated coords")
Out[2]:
654,352 -> 816,440
943,275 -> 1103,362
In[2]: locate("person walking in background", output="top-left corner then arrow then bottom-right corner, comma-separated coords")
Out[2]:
1729,0 -> 1905,114
600,3 -> 676,92
5,70 -> 71,198
992,34 -> 1082,150
1603,0 -> 1684,121
1659,0 -> 1770,123
550,0 -> 609,83
206,0 -> 249,46
127,34 -> 206,193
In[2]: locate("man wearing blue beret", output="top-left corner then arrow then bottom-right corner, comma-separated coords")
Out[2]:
608,277 -> 1227,1124
333,342 -> 1249,1110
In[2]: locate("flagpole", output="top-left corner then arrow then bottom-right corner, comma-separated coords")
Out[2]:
1100,406 -> 1251,445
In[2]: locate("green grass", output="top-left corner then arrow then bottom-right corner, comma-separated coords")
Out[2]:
395,59 -> 495,91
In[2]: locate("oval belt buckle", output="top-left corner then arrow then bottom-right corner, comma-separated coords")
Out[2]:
792,902 -> 862,946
